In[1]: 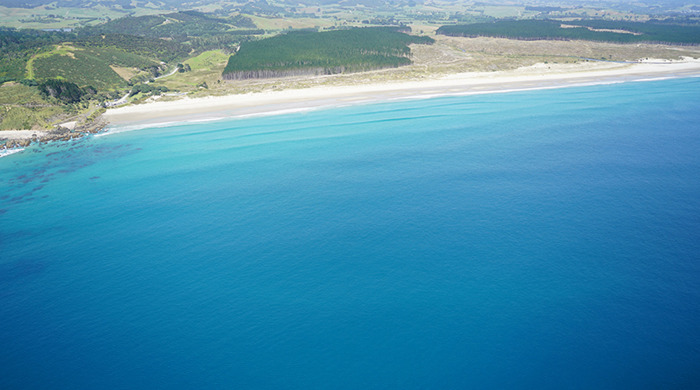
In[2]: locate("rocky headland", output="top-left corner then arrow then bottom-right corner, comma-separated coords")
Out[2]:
0,117 -> 107,151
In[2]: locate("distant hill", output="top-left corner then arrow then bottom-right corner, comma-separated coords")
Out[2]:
1,0 -> 417,8
437,20 -> 700,45
30,45 -> 160,90
1,0 -> 221,8
1,9 -> 264,90
1,27 -> 189,86
274,0 -> 418,6
81,11 -> 256,39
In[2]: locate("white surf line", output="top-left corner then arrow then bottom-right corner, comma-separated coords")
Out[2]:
0,148 -> 25,158
100,67 -> 700,135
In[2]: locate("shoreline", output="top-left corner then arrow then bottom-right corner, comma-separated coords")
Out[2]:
0,118 -> 106,155
2,58 -> 700,155
101,59 -> 700,130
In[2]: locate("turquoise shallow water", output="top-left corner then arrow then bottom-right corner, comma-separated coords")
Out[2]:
1,78 -> 700,389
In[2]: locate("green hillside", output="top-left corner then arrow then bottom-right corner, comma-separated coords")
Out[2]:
1,28 -> 184,84
0,28 -> 67,80
0,82 -> 64,130
77,34 -> 191,63
82,11 -> 256,40
30,45 -> 160,90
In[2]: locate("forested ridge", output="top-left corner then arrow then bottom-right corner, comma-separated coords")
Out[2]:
223,27 -> 434,80
80,11 -> 257,40
0,28 -> 183,87
0,9 -> 265,132
0,28 -> 70,80
437,20 -> 700,45
0,10 -> 265,87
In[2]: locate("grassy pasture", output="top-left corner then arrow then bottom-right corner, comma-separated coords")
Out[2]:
243,14 -> 332,31
151,49 -> 229,93
186,50 -> 229,69
481,6 -> 524,18
0,5 -> 165,29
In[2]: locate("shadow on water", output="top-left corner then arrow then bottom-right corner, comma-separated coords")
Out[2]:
0,259 -> 47,297
0,259 -> 46,283
0,137 -> 139,211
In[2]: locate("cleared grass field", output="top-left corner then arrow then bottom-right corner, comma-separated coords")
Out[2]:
244,14 -> 335,31
481,6 -> 525,18
0,5 -> 165,29
151,50 -> 229,93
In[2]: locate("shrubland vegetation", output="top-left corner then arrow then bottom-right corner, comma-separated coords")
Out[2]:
80,11 -> 256,41
128,83 -> 170,97
0,82 -> 66,130
30,46 -> 161,90
0,29 -> 179,86
77,34 -> 190,63
0,28 -> 68,80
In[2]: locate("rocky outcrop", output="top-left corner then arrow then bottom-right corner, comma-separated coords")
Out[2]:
0,117 -> 107,152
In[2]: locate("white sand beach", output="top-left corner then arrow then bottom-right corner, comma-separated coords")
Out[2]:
102,59 -> 700,128
0,130 -> 48,140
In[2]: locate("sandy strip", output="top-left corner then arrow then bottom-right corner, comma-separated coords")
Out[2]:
0,130 -> 48,140
102,59 -> 700,128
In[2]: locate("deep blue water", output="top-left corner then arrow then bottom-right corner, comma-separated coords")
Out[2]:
2,78 -> 700,389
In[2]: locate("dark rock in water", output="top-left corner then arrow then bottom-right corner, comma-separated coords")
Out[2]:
0,259 -> 46,284
1,116 -> 108,152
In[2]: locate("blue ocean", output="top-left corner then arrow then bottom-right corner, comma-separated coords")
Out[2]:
1,78 -> 700,389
